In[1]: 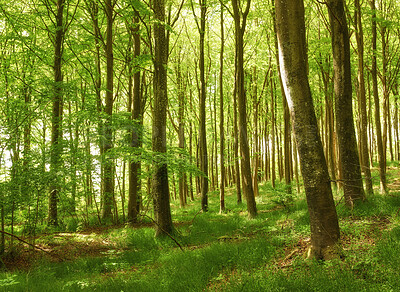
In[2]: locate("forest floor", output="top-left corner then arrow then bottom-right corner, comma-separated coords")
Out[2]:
1,166 -> 400,291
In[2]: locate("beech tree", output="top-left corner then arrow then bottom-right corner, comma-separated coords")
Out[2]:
354,0 -> 373,195
152,0 -> 173,236
326,0 -> 366,207
48,0 -> 66,226
128,11 -> 142,223
102,0 -> 115,220
275,0 -> 340,259
232,0 -> 257,218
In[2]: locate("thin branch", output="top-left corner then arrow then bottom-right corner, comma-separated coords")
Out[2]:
0,230 -> 65,260
141,215 -> 184,251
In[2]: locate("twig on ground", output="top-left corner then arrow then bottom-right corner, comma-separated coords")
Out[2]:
0,230 -> 66,260
141,214 -> 184,252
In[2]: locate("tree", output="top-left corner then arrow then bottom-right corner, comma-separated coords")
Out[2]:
369,0 -> 386,193
232,0 -> 257,218
102,0 -> 115,220
152,0 -> 173,236
275,0 -> 340,259
219,4 -> 225,213
192,0 -> 209,212
48,0 -> 66,226
326,0 -> 366,207
354,0 -> 373,195
128,11 -> 142,223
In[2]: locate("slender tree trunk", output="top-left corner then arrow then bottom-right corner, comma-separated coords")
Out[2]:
1,203 -> 4,255
87,0 -> 105,211
232,0 -> 257,217
252,67 -> 260,197
275,0 -> 340,259
152,0 -> 173,236
128,12 -> 142,223
355,0 -> 373,195
270,72 -> 276,188
381,26 -> 388,166
233,74 -> 242,203
102,0 -> 115,220
327,0 -> 365,207
177,50 -> 187,208
370,0 -> 387,193
48,0 -> 65,226
189,123 -> 195,201
214,77 -> 219,192
198,0 -> 209,212
219,5 -> 225,213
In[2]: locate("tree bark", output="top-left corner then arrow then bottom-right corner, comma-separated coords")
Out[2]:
177,49 -> 187,208
327,0 -> 365,207
128,12 -> 142,223
152,0 -> 173,236
369,0 -> 387,193
198,0 -> 209,212
233,74 -> 242,203
355,0 -> 373,195
219,5 -> 226,213
275,0 -> 340,260
48,0 -> 65,226
270,72 -> 276,188
232,0 -> 257,218
102,0 -> 115,220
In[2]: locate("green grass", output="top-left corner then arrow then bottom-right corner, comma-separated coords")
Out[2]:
1,181 -> 400,291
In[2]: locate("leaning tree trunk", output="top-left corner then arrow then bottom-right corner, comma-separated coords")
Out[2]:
152,0 -> 173,236
327,0 -> 365,207
48,0 -> 65,226
275,0 -> 340,260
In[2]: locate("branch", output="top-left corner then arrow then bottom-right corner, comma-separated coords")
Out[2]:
0,230 -> 61,258
141,215 -> 184,251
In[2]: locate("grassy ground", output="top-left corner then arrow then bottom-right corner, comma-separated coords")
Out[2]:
1,171 -> 400,291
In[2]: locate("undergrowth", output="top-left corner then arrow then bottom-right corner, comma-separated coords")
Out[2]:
1,180 -> 400,291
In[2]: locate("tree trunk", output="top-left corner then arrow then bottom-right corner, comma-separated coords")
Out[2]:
355,0 -> 373,195
102,0 -> 115,220
232,0 -> 257,218
327,0 -> 365,207
152,0 -> 173,236
128,12 -> 142,223
48,0 -> 65,226
219,5 -> 226,213
1,203 -> 4,255
275,0 -> 340,260
233,74 -> 242,203
198,0 -> 209,212
252,66 -> 260,197
370,0 -> 387,193
177,49 -> 187,208
270,72 -> 276,188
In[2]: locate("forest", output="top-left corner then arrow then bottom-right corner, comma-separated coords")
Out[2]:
1,0 -> 400,290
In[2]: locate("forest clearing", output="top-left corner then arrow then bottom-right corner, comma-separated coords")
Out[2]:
2,0 -> 400,290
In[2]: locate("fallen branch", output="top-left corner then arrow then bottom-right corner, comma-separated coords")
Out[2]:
0,230 -> 66,260
141,214 -> 184,252
0,230 -> 51,254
